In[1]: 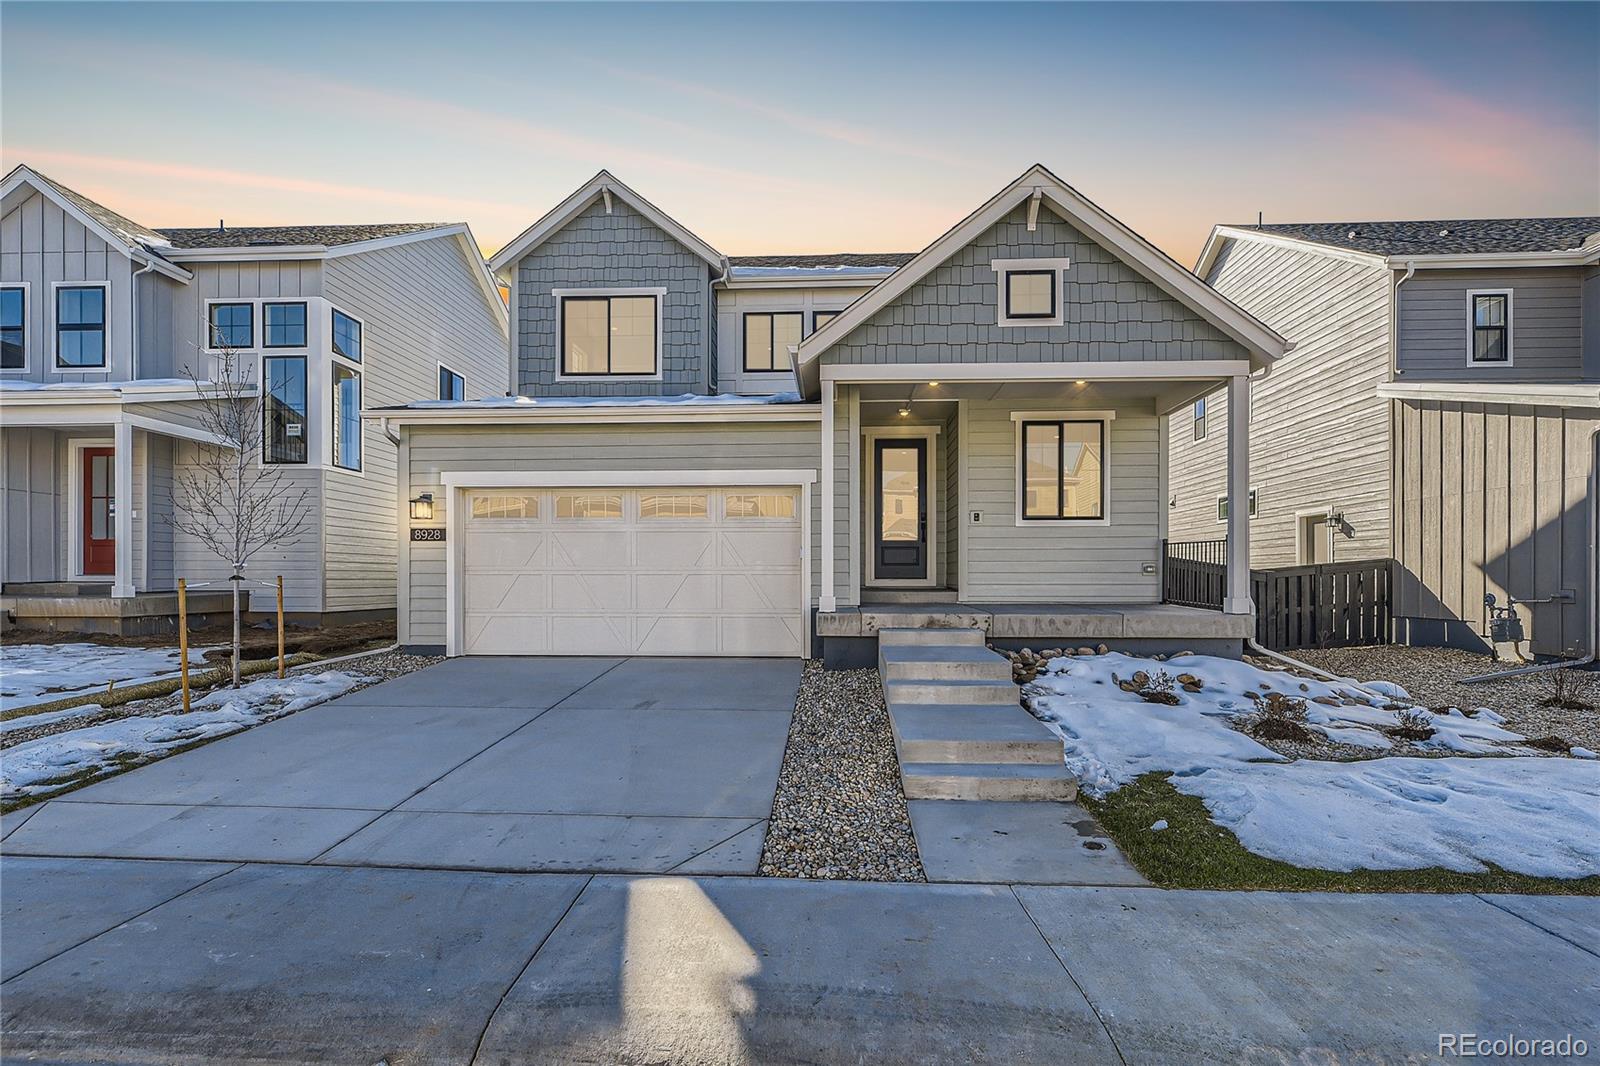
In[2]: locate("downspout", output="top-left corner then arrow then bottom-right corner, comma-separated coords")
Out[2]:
130,256 -> 158,379
1389,261 -> 1415,381
381,417 -> 401,446
1463,424 -> 1600,682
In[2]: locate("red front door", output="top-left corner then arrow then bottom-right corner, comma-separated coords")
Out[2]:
82,447 -> 115,576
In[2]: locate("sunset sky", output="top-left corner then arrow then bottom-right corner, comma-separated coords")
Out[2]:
3,2 -> 1596,266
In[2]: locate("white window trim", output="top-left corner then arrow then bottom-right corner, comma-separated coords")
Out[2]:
1465,289 -> 1513,367
203,297 -> 259,354
863,425 -> 940,588
743,309 -> 805,375
1216,485 -> 1259,523
1294,506 -> 1335,564
331,361 -> 363,473
51,280 -> 111,372
552,286 -> 666,382
262,300 -> 311,351
331,305 -> 364,365
1193,397 -> 1207,441
437,360 -> 465,401
1010,408 -> 1113,526
1,279 -> 31,374
991,257 -> 1071,327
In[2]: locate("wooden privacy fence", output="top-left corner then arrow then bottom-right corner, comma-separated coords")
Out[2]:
1162,540 -> 1393,650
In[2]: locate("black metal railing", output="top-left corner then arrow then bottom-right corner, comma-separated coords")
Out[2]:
1161,538 -> 1228,610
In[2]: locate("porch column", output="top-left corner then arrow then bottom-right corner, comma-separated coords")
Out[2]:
819,379 -> 836,612
1223,373 -> 1252,615
112,419 -> 135,599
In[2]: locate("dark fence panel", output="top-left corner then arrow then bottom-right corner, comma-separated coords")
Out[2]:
1163,540 -> 1393,650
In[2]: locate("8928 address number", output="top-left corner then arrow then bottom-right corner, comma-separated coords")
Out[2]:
410,527 -> 446,542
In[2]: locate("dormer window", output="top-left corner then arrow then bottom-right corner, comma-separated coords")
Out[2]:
1468,291 -> 1511,364
992,258 -> 1070,327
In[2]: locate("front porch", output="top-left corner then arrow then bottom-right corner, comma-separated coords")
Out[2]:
0,582 -> 238,636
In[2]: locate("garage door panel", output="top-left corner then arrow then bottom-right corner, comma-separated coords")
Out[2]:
462,487 -> 802,657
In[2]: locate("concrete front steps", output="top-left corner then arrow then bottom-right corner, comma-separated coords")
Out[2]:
878,628 -> 1074,802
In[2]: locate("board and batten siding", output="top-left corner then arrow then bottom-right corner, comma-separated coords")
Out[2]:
321,235 -> 508,614
0,189 -> 136,383
164,260 -> 324,380
401,420 -> 823,647
1167,236 -> 1393,566
0,427 -> 64,582
1397,267 -> 1586,382
962,399 -> 1162,602
514,197 -> 712,397
716,285 -> 872,396
822,203 -> 1249,367
1394,400 -> 1595,658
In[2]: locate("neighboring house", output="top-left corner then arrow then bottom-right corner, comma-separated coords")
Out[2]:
375,166 -> 1287,662
0,165 -> 508,632
1168,218 -> 1600,658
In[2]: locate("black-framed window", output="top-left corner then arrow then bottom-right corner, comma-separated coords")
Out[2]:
1193,397 -> 1206,441
332,308 -> 362,363
1471,293 -> 1510,363
812,309 -> 840,332
1021,419 -> 1104,520
743,311 -> 802,372
56,285 -> 106,367
561,294 -> 656,375
1,287 -> 24,369
263,301 -> 307,348
263,355 -> 308,464
333,364 -> 361,471
1217,488 -> 1259,522
1004,270 -> 1056,319
439,365 -> 464,401
208,302 -> 253,349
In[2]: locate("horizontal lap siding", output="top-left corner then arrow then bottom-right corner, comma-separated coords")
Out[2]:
963,400 -> 1161,602
1168,238 -> 1392,566
403,422 -> 822,646
1394,400 -> 1595,656
1398,268 -> 1584,382
324,236 -> 508,614
822,203 -> 1249,366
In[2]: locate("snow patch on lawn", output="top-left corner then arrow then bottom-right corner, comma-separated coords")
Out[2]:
1023,653 -> 1600,878
1,643 -> 212,712
1,671 -> 366,801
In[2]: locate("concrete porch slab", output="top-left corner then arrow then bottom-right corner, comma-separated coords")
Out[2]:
0,863 -> 587,1065
314,810 -> 764,874
820,602 -> 1251,645
908,800 -> 1148,886
1,800 -> 381,863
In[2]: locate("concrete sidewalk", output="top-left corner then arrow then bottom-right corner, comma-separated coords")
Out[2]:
3,856 -> 1594,1064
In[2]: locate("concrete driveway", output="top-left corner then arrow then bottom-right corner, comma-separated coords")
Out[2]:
0,656 -> 799,874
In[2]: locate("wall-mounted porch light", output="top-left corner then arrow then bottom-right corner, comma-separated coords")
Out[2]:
409,493 -> 435,521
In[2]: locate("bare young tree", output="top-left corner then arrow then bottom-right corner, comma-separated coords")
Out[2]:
171,339 -> 311,688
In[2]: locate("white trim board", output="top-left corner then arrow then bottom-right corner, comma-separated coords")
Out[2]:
369,403 -> 822,427
1377,381 -> 1600,409
862,425 -> 940,588
1010,410 -> 1113,528
821,359 -> 1253,384
1464,288 -> 1514,368
1,166 -> 192,282
1,280 -> 32,375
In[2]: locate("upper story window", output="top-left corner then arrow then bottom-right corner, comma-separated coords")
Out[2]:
264,302 -> 307,348
332,308 -> 362,363
744,311 -> 802,373
263,355 -> 308,464
1017,416 -> 1106,522
559,291 -> 658,377
812,310 -> 840,332
208,302 -> 254,349
992,258 -> 1070,327
1193,397 -> 1206,441
439,364 -> 465,401
56,284 -> 107,368
332,363 -> 361,471
1469,291 -> 1511,364
1,286 -> 24,370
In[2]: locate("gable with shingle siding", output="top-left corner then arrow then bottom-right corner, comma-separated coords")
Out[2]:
821,203 -> 1249,366
514,196 -> 713,397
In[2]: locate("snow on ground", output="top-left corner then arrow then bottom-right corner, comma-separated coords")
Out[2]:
1,643 -> 213,713
1024,653 -> 1600,878
1,671 -> 366,801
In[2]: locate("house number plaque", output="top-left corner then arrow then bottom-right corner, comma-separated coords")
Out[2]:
410,528 -> 446,542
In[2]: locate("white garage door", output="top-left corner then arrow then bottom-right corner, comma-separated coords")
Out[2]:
460,488 -> 803,657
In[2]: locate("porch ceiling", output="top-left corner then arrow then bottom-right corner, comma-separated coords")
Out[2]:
852,378 -> 1220,413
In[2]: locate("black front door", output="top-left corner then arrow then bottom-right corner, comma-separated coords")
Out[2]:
874,438 -> 927,580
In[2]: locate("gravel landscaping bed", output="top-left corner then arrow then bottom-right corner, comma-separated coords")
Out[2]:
1283,646 -> 1600,755
759,661 -> 925,882
0,649 -> 441,750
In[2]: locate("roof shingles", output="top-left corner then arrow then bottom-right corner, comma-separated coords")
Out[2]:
155,222 -> 449,250
1240,218 -> 1600,257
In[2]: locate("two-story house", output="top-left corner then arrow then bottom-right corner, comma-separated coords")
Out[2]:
1167,218 -> 1599,659
0,165 -> 508,632
375,166 -> 1288,665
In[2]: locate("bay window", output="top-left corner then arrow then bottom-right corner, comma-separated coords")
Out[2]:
208,302 -> 253,349
332,308 -> 362,363
263,355 -> 308,464
264,302 -> 307,348
332,363 -> 361,471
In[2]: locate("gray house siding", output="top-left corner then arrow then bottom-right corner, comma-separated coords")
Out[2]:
1394,400 -> 1595,657
1168,236 -> 1393,566
0,427 -> 64,582
401,420 -> 822,647
514,198 -> 712,397
717,284 -> 872,395
1397,267 -> 1586,382
1,189 -> 136,383
321,235 -> 508,613
822,203 -> 1249,367
1583,265 -> 1600,381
